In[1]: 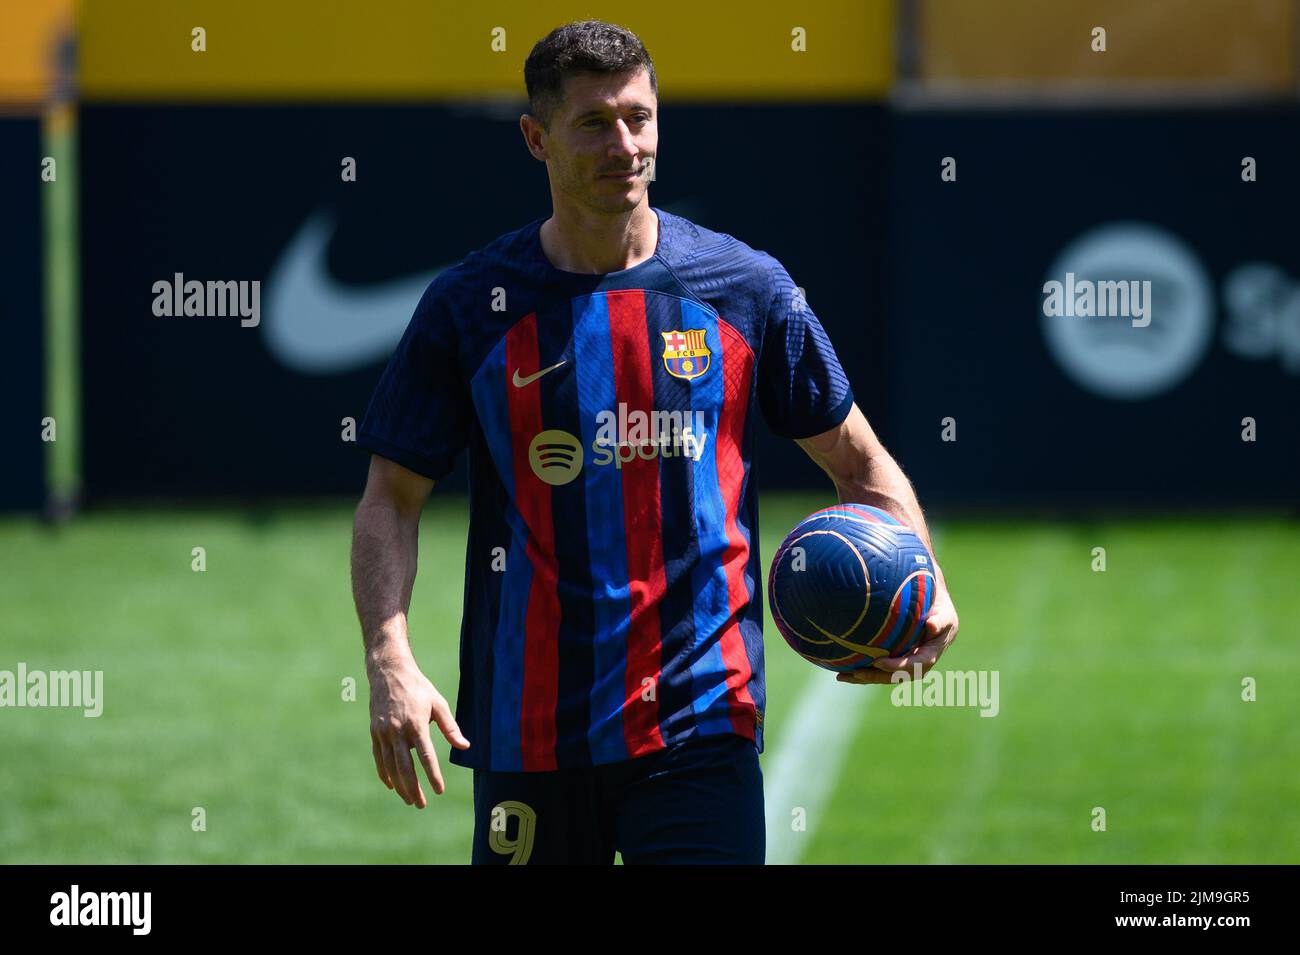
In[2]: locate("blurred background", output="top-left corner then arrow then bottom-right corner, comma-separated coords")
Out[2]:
1,1 -> 1297,864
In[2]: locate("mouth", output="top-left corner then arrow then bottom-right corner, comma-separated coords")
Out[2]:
601,166 -> 643,180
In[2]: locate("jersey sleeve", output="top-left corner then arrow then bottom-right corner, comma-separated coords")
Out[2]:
358,274 -> 472,481
756,259 -> 855,439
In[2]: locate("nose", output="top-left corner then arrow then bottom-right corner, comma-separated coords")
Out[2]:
609,119 -> 640,162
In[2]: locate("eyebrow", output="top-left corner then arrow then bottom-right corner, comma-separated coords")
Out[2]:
572,104 -> 654,122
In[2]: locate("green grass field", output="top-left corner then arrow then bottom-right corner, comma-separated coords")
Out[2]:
1,495 -> 1297,864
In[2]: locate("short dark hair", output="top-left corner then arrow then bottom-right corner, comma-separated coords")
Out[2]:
524,20 -> 657,130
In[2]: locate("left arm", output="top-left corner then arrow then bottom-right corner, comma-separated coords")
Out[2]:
795,402 -> 960,684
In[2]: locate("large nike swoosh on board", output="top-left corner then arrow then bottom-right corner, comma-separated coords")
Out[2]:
262,211 -> 453,374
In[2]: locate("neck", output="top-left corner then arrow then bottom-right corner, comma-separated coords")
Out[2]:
540,200 -> 658,274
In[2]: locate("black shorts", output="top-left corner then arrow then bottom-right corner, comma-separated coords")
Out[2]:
471,732 -> 765,865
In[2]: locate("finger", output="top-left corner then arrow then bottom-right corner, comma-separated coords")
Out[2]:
891,652 -> 938,675
837,668 -> 897,685
868,654 -> 933,682
413,728 -> 446,797
872,653 -> 925,672
393,731 -> 427,808
379,736 -> 413,805
430,696 -> 471,750
927,621 -> 958,652
936,614 -> 959,645
913,643 -> 943,665
371,731 -> 393,790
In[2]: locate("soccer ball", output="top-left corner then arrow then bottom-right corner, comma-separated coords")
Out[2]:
768,503 -> 936,672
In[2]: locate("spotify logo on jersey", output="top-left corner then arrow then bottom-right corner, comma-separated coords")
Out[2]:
526,410 -> 711,487
528,430 -> 583,486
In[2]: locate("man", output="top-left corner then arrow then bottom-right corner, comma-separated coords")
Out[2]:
351,19 -> 958,865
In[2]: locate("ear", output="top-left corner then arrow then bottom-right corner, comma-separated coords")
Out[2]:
519,114 -> 548,162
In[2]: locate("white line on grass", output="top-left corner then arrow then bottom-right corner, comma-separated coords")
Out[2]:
763,672 -> 874,865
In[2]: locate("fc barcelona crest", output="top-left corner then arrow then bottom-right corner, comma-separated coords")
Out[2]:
661,329 -> 711,380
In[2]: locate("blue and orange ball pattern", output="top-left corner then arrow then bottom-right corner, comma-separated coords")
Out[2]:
768,503 -> 936,672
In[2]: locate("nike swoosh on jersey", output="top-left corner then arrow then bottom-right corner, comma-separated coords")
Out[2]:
512,360 -> 567,387
262,211 -> 454,374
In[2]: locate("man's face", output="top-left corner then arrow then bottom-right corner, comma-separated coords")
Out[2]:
531,68 -> 658,215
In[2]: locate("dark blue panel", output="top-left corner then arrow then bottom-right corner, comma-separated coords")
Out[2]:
0,117 -> 45,512
887,107 -> 1300,508
79,103 -> 886,499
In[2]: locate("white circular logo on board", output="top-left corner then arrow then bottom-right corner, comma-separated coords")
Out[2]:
1041,222 -> 1214,400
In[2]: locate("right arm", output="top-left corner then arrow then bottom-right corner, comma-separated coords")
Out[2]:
351,454 -> 470,808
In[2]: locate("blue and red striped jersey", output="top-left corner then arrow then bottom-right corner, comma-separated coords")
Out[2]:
359,208 -> 854,771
